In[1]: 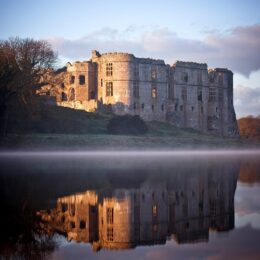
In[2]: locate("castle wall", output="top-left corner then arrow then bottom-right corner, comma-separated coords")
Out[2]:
39,50 -> 239,137
170,61 -> 209,131
136,60 -> 168,121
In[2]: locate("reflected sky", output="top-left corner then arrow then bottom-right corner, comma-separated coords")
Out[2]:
0,152 -> 259,259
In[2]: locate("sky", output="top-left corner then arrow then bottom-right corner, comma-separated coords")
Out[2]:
1,0 -> 260,118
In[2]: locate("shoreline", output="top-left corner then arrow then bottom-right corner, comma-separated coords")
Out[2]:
0,133 -> 259,151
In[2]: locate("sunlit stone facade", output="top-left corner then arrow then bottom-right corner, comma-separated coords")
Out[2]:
38,50 -> 239,137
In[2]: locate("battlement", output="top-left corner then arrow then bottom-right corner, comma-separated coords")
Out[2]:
99,52 -> 135,62
66,60 -> 96,72
136,57 -> 165,65
209,68 -> 233,74
92,50 -> 165,65
173,61 -> 208,70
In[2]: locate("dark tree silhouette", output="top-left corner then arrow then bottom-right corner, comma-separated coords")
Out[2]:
0,37 -> 57,115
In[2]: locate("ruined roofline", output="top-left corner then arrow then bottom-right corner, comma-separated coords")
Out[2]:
135,57 -> 165,65
65,50 -> 231,70
66,60 -> 93,66
95,50 -> 165,65
208,67 -> 233,74
172,61 -> 208,69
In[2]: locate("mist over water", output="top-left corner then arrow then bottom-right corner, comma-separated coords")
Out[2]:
0,150 -> 259,259
1,149 -> 260,157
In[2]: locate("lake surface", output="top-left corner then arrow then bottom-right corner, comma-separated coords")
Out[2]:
0,151 -> 260,259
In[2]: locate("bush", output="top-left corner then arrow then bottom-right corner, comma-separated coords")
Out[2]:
107,115 -> 148,135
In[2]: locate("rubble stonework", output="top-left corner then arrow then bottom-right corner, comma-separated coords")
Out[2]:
38,50 -> 239,137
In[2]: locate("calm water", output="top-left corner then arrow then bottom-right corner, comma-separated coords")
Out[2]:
0,151 -> 260,260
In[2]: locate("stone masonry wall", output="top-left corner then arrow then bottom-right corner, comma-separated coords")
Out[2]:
38,50 -> 239,137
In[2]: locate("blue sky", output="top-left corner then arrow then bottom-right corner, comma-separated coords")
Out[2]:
1,0 -> 260,117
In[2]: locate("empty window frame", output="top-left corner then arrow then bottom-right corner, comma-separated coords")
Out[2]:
79,220 -> 86,229
61,203 -> 68,212
106,82 -> 113,96
181,87 -> 187,101
70,75 -> 75,84
61,92 -> 67,101
209,87 -> 217,102
161,104 -> 164,111
197,87 -> 202,101
107,227 -> 114,241
79,75 -> 85,85
106,208 -> 114,224
106,63 -> 113,76
151,87 -> 157,99
152,205 -> 157,217
133,81 -> 139,98
151,68 -> 157,80
70,221 -> 75,229
182,72 -> 188,83
218,89 -> 223,102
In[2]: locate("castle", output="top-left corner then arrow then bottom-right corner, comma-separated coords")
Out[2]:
39,50 -> 239,137
38,165 -> 238,250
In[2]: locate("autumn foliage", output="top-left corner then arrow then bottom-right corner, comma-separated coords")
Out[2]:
237,116 -> 260,140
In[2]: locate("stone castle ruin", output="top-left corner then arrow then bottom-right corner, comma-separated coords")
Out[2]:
38,165 -> 238,250
38,50 -> 239,137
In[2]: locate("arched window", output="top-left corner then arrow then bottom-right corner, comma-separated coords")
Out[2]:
69,88 -> 75,101
61,92 -> 67,101
70,75 -> 75,84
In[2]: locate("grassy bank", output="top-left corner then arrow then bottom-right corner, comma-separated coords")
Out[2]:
0,129 -> 258,151
1,102 -> 259,150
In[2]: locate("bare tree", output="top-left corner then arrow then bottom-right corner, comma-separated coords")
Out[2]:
0,37 -> 57,115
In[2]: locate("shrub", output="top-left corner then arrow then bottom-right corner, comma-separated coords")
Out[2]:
107,115 -> 148,135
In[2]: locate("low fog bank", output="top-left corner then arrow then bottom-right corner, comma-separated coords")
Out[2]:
0,136 -> 259,152
1,149 -> 259,176
0,149 -> 260,158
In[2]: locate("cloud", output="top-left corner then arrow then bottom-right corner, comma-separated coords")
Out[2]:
48,24 -> 260,76
234,85 -> 260,118
204,24 -> 260,76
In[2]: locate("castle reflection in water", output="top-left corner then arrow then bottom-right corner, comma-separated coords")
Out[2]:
39,166 -> 238,251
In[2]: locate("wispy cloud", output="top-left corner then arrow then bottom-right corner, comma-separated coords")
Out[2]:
48,24 -> 260,76
234,85 -> 260,117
